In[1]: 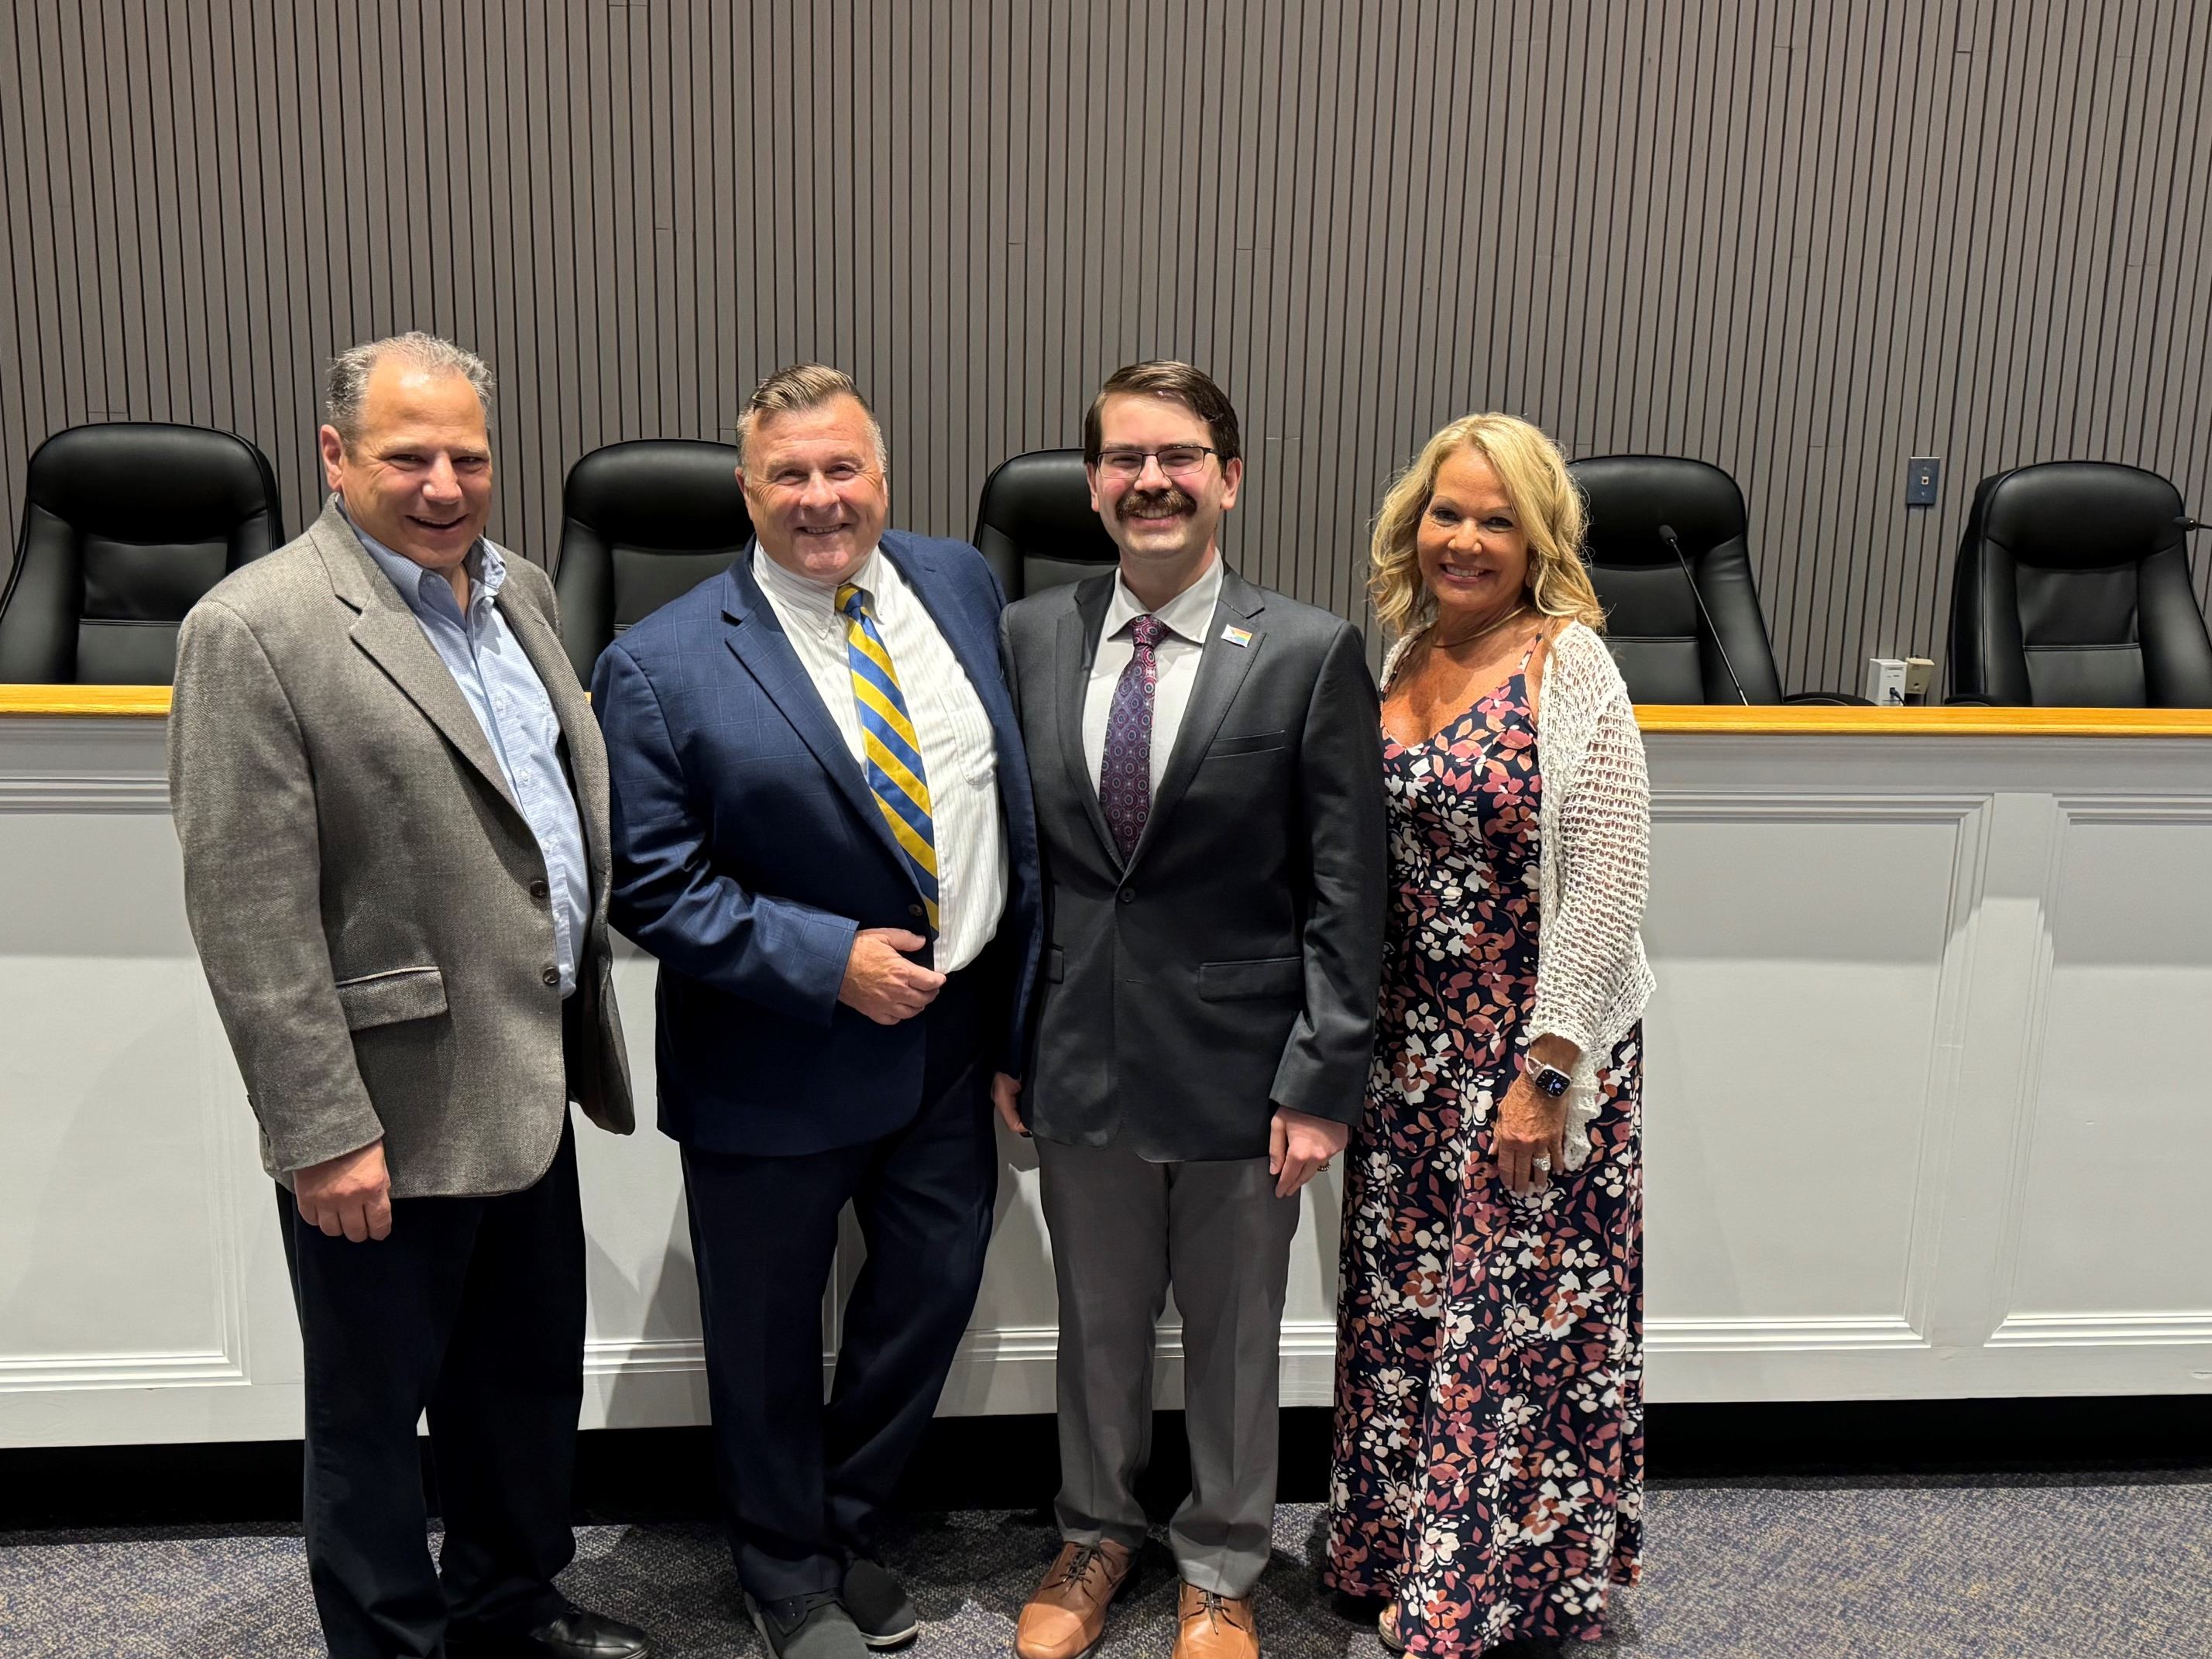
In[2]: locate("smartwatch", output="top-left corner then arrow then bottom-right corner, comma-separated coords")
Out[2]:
1525,1056 -> 1571,1099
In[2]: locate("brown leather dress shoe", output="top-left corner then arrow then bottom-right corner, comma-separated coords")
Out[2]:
1013,1539 -> 1135,1659
1171,1582 -> 1259,1659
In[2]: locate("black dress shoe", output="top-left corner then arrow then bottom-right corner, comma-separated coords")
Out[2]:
520,1607 -> 654,1657
843,1558 -> 919,1648
447,1607 -> 652,1659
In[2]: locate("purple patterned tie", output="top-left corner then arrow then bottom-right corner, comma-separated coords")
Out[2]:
1100,613 -> 1167,862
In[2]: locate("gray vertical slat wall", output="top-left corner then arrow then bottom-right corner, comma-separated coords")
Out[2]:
1,0 -> 2207,693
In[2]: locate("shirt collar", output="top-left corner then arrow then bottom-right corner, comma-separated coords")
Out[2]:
342,500 -> 503,621
753,542 -> 885,625
1105,554 -> 1223,644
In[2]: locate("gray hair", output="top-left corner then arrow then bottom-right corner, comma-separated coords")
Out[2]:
737,362 -> 887,472
325,331 -> 493,446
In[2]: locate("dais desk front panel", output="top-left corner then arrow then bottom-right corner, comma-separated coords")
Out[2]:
2,692 -> 2207,1446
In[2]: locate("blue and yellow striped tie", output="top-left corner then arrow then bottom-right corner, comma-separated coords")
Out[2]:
836,582 -> 939,934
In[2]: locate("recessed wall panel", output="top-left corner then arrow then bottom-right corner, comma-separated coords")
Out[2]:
0,811 -> 236,1384
2003,812 -> 2212,1328
1642,810 -> 1965,1333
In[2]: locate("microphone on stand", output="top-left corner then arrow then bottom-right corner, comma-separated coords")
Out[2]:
1659,523 -> 1751,706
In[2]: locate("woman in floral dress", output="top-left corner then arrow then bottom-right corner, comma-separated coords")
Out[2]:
1326,414 -> 1654,1657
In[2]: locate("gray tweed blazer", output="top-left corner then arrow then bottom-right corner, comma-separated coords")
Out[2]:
168,498 -> 633,1199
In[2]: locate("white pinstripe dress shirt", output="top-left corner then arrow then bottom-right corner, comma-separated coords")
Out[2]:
753,545 -> 1008,974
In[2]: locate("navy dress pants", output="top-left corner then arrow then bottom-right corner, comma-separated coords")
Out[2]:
279,1118 -> 585,1659
682,966 -> 995,1602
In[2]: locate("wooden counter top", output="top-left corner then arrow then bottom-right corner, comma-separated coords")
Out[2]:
0,685 -> 177,716
1633,704 -> 2212,736
6,685 -> 2212,737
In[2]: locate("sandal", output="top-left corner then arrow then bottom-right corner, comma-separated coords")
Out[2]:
1376,1602 -> 1409,1654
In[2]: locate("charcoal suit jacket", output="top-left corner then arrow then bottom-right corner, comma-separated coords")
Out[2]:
1001,562 -> 1387,1161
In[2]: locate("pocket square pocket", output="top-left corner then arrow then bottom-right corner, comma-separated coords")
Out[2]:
1206,731 -> 1287,758
335,965 -> 449,1032
1197,956 -> 1302,1001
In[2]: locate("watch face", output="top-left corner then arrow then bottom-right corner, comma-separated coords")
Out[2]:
1535,1066 -> 1568,1097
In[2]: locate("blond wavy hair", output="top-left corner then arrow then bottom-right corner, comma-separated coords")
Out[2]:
1368,413 -> 1604,640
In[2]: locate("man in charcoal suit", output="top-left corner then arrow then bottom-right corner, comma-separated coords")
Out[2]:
998,359 -> 1387,1659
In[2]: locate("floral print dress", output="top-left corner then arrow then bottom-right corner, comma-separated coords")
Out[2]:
1325,658 -> 1644,1654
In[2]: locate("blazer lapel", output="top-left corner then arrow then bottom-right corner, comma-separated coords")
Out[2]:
314,502 -> 521,819
717,555 -> 915,882
1058,577 -> 1120,864
1128,565 -> 1266,870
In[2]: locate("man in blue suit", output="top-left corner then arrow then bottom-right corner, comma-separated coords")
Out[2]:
592,365 -> 1042,1659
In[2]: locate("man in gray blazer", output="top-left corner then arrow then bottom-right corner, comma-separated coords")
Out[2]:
170,332 -> 650,1659
998,362 -> 1387,1659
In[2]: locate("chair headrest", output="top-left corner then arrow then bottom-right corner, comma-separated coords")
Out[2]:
563,439 -> 751,548
26,424 -> 276,540
1977,462 -> 2186,570
974,450 -> 1119,565
1570,455 -> 1748,567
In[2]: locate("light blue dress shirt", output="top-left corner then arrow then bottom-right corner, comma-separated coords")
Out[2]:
349,513 -> 590,998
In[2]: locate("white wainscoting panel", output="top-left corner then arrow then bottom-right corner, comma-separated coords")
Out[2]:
1643,795 -> 1978,1345
1990,801 -> 2212,1356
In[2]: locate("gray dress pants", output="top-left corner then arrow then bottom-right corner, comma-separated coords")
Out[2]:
1036,1138 -> 1304,1598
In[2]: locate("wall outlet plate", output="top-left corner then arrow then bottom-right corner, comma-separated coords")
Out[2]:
1907,456 -> 1942,506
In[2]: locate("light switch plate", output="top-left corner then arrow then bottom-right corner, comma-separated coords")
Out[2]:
1907,456 -> 1942,506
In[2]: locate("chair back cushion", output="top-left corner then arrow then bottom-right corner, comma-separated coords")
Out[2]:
971,450 -> 1120,600
1568,455 -> 1784,703
1948,461 -> 2212,706
555,439 -> 752,682
0,423 -> 283,685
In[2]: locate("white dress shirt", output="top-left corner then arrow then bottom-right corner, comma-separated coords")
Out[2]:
1081,555 -> 1224,796
752,544 -> 1008,974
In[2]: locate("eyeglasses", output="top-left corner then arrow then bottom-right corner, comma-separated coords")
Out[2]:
1094,445 -> 1220,481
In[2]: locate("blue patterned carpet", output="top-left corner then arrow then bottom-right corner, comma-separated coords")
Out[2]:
2,1479 -> 2206,1657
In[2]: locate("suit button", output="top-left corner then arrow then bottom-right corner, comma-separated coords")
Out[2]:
1118,888 -> 1134,904
542,966 -> 560,988
530,879 -> 550,901
908,903 -> 924,919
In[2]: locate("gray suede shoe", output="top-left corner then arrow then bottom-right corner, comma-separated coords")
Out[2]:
843,1558 -> 920,1647
747,1591 -> 870,1659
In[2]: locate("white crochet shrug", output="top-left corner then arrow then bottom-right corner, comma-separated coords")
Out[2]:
1382,620 -> 1656,1168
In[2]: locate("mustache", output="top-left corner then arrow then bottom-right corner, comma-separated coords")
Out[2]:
1115,483 -> 1197,523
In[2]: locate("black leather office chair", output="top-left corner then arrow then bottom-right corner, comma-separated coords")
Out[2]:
0,423 -> 283,685
553,438 -> 753,683
1946,462 -> 2212,706
1568,455 -> 1798,704
972,449 -> 1119,599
